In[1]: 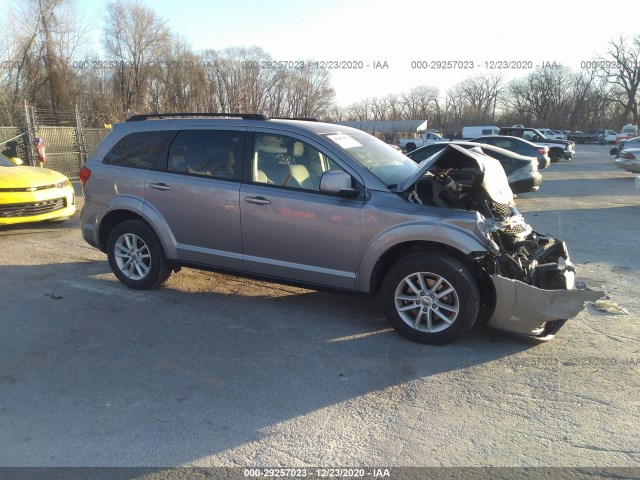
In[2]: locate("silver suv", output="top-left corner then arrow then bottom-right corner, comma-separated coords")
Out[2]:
79,113 -> 601,344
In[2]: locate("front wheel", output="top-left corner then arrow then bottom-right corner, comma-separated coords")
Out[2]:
380,253 -> 480,344
106,219 -> 171,290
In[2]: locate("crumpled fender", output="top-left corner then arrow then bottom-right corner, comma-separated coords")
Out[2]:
488,275 -> 605,336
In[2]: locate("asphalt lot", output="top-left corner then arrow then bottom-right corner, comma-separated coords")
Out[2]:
0,144 -> 638,469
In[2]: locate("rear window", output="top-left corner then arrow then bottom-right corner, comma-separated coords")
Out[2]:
103,131 -> 173,169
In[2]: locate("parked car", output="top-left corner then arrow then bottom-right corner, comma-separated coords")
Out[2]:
470,135 -> 551,169
615,124 -> 638,144
553,130 -> 567,140
617,136 -> 640,153
536,128 -> 566,140
601,130 -> 618,144
569,129 -> 613,144
79,113 -> 602,345
498,127 -> 575,161
398,131 -> 448,152
0,153 -> 76,226
406,141 -> 542,194
614,148 -> 640,173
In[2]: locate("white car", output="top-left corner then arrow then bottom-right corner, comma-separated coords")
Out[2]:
601,130 -> 617,144
553,130 -> 568,140
614,148 -> 640,173
536,128 -> 566,140
617,136 -> 640,152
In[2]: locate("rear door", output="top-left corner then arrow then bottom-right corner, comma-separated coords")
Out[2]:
144,128 -> 245,268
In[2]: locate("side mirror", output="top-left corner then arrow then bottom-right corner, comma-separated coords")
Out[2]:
320,170 -> 360,197
10,157 -> 23,165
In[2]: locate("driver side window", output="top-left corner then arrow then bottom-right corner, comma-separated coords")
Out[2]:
252,134 -> 342,191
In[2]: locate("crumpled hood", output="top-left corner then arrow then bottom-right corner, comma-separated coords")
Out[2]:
0,166 -> 68,189
396,143 -> 514,205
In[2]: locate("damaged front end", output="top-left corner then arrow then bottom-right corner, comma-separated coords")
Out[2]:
480,223 -> 603,340
398,144 -> 604,340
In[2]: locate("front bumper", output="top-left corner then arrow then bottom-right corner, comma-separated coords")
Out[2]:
0,187 -> 76,225
563,149 -> 575,159
488,275 -> 604,339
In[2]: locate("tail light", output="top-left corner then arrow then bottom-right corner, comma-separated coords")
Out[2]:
79,166 -> 91,187
537,148 -> 547,154
623,152 -> 636,160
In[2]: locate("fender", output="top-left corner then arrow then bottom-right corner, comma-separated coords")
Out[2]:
97,195 -> 179,259
355,219 -> 490,292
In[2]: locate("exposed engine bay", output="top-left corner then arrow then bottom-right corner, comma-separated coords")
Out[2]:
397,145 -> 603,338
402,147 -> 574,290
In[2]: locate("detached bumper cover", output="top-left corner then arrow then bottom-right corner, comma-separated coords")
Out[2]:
488,275 -> 604,337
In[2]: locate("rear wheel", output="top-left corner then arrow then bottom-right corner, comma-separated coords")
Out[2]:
380,253 -> 480,344
106,219 -> 171,290
406,143 -> 416,152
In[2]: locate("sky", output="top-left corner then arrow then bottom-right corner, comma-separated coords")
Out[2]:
4,0 -> 640,106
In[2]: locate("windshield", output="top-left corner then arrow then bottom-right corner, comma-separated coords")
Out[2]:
0,153 -> 17,167
322,130 -> 417,187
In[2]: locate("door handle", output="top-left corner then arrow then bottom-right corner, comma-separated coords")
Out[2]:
149,183 -> 171,191
244,196 -> 271,205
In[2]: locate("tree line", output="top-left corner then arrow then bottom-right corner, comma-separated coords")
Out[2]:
1,0 -> 638,131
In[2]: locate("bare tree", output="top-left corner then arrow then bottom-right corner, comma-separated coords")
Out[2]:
103,0 -> 170,115
0,0 -> 89,121
457,73 -> 505,123
504,65 -> 574,126
283,63 -> 335,118
345,98 -> 371,121
400,85 -> 439,119
600,35 -> 640,125
436,85 -> 466,131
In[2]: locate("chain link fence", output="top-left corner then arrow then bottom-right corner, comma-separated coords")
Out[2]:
0,104 -> 111,180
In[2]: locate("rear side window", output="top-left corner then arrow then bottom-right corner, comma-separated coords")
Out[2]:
103,131 -> 173,169
167,130 -> 243,180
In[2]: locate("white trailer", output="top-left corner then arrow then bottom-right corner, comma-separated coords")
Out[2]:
461,125 -> 500,139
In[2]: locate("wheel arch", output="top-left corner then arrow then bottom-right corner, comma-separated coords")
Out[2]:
549,146 -> 564,159
97,207 -> 177,260
367,240 -> 496,322
98,209 -> 144,251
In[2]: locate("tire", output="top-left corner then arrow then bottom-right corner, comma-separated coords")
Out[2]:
406,143 -> 416,152
380,253 -> 480,345
106,219 -> 171,290
550,149 -> 562,163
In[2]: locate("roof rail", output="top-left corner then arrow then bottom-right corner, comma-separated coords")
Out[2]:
126,112 -> 269,122
270,117 -> 318,122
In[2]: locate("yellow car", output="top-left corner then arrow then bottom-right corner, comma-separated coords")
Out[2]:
0,154 -> 76,225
